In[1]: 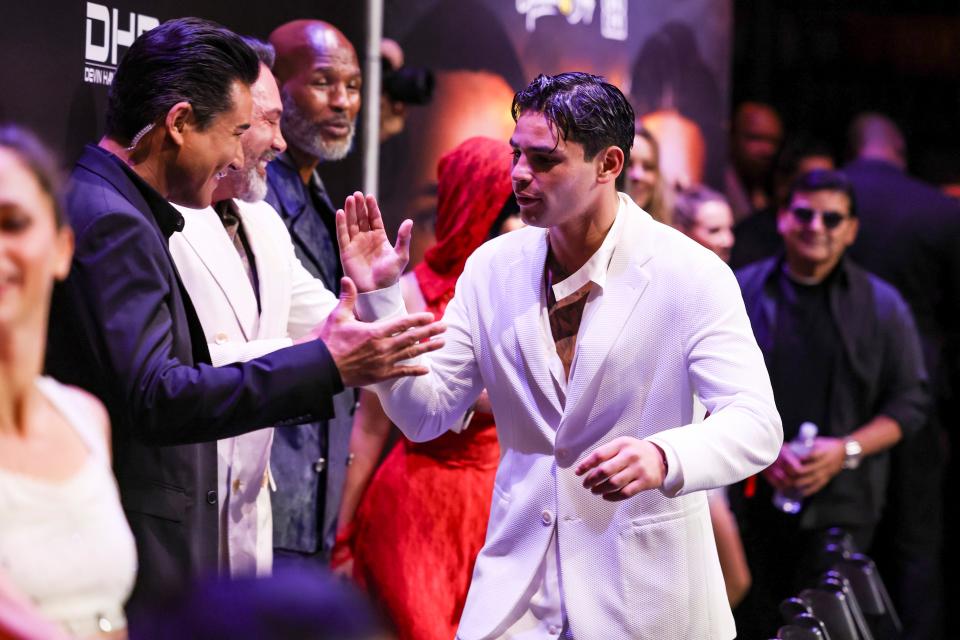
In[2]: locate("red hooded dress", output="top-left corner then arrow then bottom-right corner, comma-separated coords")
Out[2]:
347,138 -> 515,640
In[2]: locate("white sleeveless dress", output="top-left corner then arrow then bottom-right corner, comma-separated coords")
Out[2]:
0,377 -> 137,636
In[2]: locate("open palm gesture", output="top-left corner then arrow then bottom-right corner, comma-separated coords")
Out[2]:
336,191 -> 412,293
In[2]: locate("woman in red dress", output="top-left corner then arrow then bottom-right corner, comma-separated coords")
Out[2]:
332,137 -> 521,640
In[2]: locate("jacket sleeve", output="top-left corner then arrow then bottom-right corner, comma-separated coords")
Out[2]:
646,256 -> 784,496
58,206 -> 342,445
356,257 -> 484,443
876,286 -> 929,437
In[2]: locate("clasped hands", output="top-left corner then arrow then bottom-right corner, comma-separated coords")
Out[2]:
763,437 -> 846,497
300,192 -> 445,387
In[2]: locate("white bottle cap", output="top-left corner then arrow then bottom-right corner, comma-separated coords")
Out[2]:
799,421 -> 819,439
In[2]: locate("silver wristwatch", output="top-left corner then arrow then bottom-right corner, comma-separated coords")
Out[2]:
843,438 -> 863,470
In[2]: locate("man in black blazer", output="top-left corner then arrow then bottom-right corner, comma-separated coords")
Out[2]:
45,18 -> 441,614
843,113 -> 960,639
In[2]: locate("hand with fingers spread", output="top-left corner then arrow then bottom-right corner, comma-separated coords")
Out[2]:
575,437 -> 668,501
314,277 -> 445,386
336,192 -> 412,293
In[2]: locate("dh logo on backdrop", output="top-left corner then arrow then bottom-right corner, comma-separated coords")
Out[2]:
83,2 -> 159,86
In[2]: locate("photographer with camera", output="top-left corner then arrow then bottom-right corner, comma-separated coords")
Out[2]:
379,38 -> 434,143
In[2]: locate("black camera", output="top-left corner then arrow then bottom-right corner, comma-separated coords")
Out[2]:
382,63 -> 434,105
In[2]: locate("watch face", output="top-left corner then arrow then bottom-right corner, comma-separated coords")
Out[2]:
844,439 -> 863,469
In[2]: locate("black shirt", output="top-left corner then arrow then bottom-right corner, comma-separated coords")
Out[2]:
770,267 -> 841,441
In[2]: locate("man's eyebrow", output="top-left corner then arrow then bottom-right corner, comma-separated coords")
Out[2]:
508,140 -> 559,154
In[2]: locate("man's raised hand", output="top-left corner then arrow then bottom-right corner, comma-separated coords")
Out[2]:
336,192 -> 412,293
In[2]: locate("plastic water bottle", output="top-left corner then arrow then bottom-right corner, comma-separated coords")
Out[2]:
772,422 -> 819,514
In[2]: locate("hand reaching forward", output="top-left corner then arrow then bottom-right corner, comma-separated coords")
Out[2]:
575,437 -> 667,501
336,192 -> 413,293
317,277 -> 445,386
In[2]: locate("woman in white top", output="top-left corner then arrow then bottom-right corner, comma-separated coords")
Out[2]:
0,125 -> 137,639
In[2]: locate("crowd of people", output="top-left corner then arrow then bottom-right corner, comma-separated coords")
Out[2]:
0,12 -> 958,640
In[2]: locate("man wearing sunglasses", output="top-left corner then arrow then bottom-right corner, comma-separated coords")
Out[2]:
731,169 -> 929,638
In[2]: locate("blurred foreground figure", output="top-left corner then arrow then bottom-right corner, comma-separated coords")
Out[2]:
0,126 -> 135,638
130,567 -> 391,640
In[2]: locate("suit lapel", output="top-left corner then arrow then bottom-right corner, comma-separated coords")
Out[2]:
236,203 -> 288,340
563,203 -> 653,415
179,206 -> 259,341
511,231 -> 564,421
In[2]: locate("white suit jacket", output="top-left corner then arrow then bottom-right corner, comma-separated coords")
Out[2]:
361,195 -> 782,640
169,200 -> 338,576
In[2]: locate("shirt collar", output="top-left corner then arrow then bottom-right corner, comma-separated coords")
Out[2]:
550,194 -> 626,300
111,154 -> 185,237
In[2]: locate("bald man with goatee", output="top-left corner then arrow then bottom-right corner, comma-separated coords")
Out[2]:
264,20 -> 363,567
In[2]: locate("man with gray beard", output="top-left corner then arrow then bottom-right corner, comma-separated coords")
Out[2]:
264,20 -> 362,566
168,38 -> 344,575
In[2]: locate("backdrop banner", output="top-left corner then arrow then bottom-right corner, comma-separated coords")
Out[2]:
0,1 -> 730,228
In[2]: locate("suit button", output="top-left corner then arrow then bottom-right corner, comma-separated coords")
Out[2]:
214,332 -> 229,345
313,458 -> 326,473
541,509 -> 554,526
206,490 -> 217,505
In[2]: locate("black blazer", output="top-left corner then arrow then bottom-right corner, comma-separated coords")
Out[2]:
844,158 -> 960,391
45,145 -> 342,611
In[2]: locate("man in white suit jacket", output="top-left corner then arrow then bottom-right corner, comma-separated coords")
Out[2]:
338,73 -> 783,639
169,43 -> 439,578
169,48 -> 341,575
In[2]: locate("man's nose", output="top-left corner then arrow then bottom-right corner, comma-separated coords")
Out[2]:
511,157 -> 530,184
273,124 -> 287,154
329,84 -> 350,110
229,142 -> 244,172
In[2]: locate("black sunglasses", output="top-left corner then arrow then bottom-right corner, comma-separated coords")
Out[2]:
790,207 -> 849,230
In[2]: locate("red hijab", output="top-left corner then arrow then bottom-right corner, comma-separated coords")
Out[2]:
413,136 -> 514,316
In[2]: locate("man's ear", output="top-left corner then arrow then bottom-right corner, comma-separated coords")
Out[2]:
597,145 -> 625,185
164,101 -> 193,147
844,216 -> 860,246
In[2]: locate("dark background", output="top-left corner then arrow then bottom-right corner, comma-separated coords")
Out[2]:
734,0 -> 960,185
2,2 -> 957,192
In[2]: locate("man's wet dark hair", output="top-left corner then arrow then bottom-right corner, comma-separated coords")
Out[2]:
787,169 -> 858,218
0,125 -> 65,228
511,72 -> 634,161
105,17 -> 259,144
